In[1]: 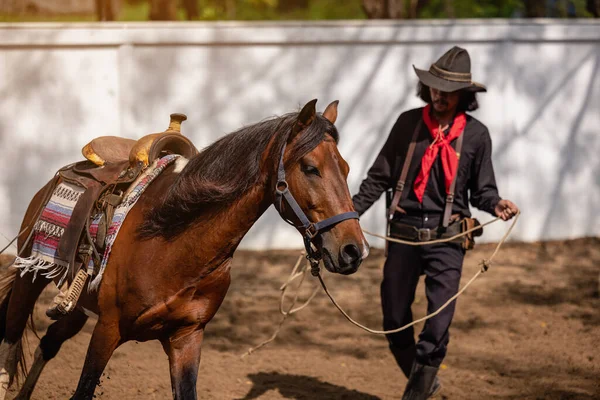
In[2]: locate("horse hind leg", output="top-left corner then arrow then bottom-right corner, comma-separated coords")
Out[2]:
0,173 -> 60,399
14,309 -> 88,400
0,340 -> 22,400
0,272 -> 51,400
0,268 -> 15,400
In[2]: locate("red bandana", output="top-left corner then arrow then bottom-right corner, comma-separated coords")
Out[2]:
413,105 -> 466,202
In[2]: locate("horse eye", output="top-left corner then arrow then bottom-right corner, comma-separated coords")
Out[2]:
302,164 -> 321,177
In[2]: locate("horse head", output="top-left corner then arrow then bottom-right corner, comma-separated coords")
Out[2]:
275,99 -> 369,275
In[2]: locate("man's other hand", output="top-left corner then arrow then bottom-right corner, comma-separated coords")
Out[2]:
494,199 -> 519,221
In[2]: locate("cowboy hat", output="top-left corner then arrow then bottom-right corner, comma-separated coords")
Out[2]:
413,46 -> 487,93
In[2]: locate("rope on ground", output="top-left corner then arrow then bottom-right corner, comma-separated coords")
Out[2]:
241,212 -> 519,357
241,252 -> 318,358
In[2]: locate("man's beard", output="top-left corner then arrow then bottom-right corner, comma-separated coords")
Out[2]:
433,100 -> 449,113
433,100 -> 448,109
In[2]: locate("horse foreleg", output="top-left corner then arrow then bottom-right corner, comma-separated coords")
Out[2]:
161,328 -> 204,400
71,318 -> 121,400
15,310 -> 88,400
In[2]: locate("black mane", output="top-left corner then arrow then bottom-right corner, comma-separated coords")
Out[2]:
137,112 -> 338,240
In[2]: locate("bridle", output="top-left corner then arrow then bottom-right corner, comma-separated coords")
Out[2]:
273,142 -> 359,271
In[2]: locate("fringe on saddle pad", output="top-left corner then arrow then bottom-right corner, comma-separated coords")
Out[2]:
12,181 -> 84,287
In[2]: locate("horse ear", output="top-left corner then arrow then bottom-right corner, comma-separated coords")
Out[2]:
292,99 -> 317,138
323,100 -> 339,124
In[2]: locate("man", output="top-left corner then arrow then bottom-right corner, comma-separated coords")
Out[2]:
352,46 -> 519,399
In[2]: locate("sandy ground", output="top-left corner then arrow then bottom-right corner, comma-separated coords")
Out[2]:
1,237 -> 599,400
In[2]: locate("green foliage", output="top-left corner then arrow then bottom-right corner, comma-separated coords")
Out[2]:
418,0 -> 523,19
119,1 -> 151,21
0,0 -> 595,22
307,0 -> 366,19
418,0 -> 594,18
0,14 -> 95,22
455,0 -> 524,18
191,0 -> 365,21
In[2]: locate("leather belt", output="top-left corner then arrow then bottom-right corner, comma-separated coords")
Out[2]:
389,221 -> 463,243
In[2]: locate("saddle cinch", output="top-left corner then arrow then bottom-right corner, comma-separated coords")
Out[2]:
55,113 -> 198,287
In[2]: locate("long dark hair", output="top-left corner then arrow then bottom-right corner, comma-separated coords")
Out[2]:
138,112 -> 338,240
417,82 -> 479,112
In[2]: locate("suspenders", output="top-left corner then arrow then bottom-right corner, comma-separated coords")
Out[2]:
388,118 -> 465,228
387,120 -> 422,220
442,132 -> 464,228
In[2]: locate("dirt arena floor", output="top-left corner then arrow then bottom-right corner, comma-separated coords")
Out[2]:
2,237 -> 599,400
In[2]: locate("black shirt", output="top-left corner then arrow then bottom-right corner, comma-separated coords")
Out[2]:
352,107 -> 501,220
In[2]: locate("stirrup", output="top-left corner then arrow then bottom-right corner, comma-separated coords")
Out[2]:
47,269 -> 89,320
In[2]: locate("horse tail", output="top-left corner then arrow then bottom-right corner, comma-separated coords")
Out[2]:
0,265 -> 17,344
0,265 -> 36,382
0,174 -> 59,383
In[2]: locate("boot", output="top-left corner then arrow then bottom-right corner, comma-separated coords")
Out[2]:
429,378 -> 441,398
402,362 -> 440,400
389,345 -> 416,378
390,346 -> 441,398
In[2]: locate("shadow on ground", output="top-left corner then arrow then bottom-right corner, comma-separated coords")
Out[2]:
238,372 -> 381,400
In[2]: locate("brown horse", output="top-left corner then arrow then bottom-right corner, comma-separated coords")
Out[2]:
0,99 -> 369,400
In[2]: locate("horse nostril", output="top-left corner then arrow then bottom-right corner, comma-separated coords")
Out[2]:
341,243 -> 361,264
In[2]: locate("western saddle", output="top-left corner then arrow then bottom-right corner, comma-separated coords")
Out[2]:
44,113 -> 198,317
81,113 -> 193,170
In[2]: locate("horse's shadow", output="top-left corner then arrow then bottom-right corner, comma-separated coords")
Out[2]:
237,372 -> 381,400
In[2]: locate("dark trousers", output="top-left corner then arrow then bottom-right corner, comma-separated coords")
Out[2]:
382,215 -> 465,370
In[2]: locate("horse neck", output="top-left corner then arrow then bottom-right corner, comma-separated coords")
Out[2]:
180,171 -> 274,267
171,133 -> 286,271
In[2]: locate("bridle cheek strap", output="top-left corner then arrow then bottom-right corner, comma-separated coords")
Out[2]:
273,144 -> 359,260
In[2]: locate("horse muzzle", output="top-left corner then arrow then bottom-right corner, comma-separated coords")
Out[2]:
322,242 -> 365,275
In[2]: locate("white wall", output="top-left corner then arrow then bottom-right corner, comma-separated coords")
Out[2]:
1,20 -> 599,250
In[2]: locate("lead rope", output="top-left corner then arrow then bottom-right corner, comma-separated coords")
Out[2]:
316,212 -> 519,334
241,253 -> 318,358
1,174 -> 58,257
242,212 -> 519,357
0,228 -> 27,255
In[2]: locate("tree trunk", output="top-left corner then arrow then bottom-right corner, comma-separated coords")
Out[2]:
587,0 -> 600,17
387,0 -> 405,18
408,0 -> 418,18
363,0 -> 408,18
363,0 -> 386,18
523,0 -> 546,17
181,0 -> 198,20
149,0 -> 177,20
277,0 -> 309,12
96,0 -> 119,21
444,0 -> 454,18
225,0 -> 236,19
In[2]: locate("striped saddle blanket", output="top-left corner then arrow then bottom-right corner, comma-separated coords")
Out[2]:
13,154 -> 181,290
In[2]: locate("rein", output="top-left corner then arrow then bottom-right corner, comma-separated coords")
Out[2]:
273,143 -> 359,264
242,211 -> 520,358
